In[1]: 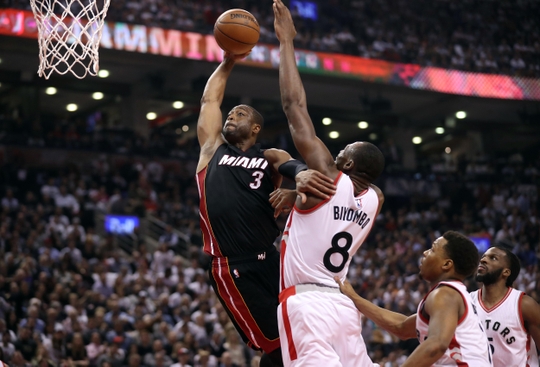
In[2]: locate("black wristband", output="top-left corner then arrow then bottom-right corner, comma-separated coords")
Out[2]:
278,160 -> 308,180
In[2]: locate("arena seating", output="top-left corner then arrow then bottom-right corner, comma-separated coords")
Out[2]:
3,0 -> 539,76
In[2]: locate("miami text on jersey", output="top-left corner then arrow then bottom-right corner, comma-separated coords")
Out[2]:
219,155 -> 269,169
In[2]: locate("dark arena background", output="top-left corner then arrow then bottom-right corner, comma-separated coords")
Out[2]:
0,0 -> 539,366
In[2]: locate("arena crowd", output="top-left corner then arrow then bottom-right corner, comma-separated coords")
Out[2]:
0,124 -> 538,366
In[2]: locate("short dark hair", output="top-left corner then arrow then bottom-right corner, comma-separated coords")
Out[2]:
493,245 -> 521,287
240,104 -> 264,129
351,142 -> 385,182
442,231 -> 479,278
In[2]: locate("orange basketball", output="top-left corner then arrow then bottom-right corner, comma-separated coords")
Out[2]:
213,9 -> 260,55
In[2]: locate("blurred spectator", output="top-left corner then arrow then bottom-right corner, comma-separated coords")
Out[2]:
159,225 -> 179,252
54,186 -> 80,214
14,327 -> 37,362
217,351 -> 239,367
143,339 -> 173,367
86,332 -> 106,366
192,349 -> 218,367
170,347 -> 193,367
65,332 -> 89,367
95,337 -> 125,367
2,189 -> 19,212
0,332 -> 15,362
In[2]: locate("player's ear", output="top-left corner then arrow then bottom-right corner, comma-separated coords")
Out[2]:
252,124 -> 261,134
442,258 -> 453,271
343,159 -> 354,171
502,267 -> 511,278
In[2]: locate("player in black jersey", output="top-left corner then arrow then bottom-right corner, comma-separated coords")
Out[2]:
196,52 -> 336,367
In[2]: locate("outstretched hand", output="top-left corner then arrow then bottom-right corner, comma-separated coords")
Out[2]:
269,188 -> 297,218
334,276 -> 357,299
295,170 -> 336,203
273,0 -> 297,43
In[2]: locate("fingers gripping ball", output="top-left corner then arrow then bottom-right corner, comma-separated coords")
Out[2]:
214,9 -> 260,55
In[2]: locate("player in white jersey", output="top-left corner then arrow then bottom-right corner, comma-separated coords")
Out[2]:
273,0 -> 385,365
336,231 -> 493,367
278,174 -> 382,366
415,280 -> 492,366
472,246 -> 540,367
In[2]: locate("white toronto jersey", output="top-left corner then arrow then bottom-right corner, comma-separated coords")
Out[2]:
416,281 -> 492,367
471,288 -> 539,367
281,172 -> 379,289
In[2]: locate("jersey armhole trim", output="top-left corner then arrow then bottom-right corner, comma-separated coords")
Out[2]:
418,299 -> 430,324
437,282 -> 468,325
518,291 -> 527,333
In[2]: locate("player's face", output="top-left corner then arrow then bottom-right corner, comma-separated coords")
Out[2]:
335,145 -> 349,170
335,142 -> 360,170
223,106 -> 256,143
476,247 -> 507,285
419,236 -> 448,282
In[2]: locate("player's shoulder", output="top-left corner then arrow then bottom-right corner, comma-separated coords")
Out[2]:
423,285 -> 463,316
519,292 -> 540,328
368,183 -> 384,201
263,147 -> 284,155
521,292 -> 540,314
430,282 -> 466,304
263,148 -> 290,162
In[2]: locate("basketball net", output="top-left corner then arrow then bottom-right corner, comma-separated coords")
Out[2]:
29,0 -> 111,79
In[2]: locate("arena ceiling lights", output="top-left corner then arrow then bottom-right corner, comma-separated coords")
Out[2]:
455,111 -> 467,119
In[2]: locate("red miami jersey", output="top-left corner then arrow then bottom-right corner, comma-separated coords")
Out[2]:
471,288 -> 539,367
416,280 -> 492,366
280,172 -> 380,289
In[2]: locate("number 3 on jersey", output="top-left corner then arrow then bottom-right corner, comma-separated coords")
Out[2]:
250,171 -> 264,189
323,231 -> 353,272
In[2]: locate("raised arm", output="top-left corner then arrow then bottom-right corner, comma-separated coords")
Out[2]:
196,54 -> 242,173
335,277 -> 417,340
273,0 -> 338,179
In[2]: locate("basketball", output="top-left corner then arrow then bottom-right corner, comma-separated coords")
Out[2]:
213,9 -> 260,55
